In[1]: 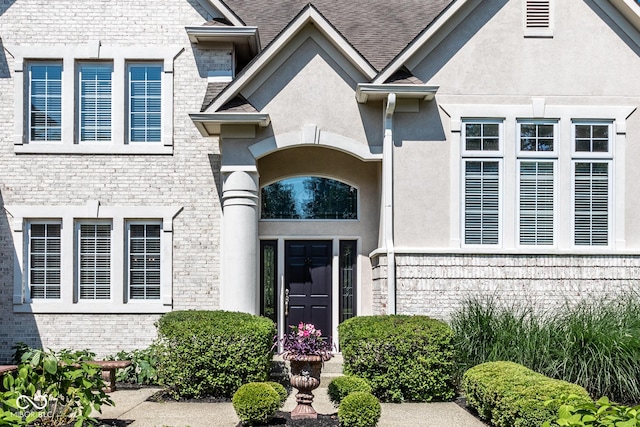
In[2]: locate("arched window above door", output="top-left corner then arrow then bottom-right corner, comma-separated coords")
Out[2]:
261,176 -> 358,220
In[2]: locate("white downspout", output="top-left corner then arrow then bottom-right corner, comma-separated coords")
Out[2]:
383,93 -> 396,314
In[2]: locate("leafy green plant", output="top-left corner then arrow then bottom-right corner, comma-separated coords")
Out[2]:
542,396 -> 640,427
109,346 -> 159,385
338,391 -> 381,427
328,375 -> 372,405
451,293 -> 640,403
155,310 -> 276,399
2,347 -> 113,427
264,381 -> 287,406
462,361 -> 592,427
232,382 -> 282,426
339,315 -> 455,402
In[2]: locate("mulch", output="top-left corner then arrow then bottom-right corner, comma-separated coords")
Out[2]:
234,412 -> 339,427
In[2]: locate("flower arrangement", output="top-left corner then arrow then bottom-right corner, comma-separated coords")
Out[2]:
276,322 -> 333,361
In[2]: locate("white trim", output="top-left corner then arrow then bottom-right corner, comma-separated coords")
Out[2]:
571,120 -> 614,159
5,202 -> 181,313
461,119 -> 504,157
8,43 -> 183,154
206,5 -> 376,113
248,129 -> 382,162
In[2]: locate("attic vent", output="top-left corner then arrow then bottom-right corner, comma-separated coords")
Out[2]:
524,0 -> 553,37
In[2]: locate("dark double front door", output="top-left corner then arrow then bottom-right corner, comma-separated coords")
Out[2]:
285,240 -> 332,338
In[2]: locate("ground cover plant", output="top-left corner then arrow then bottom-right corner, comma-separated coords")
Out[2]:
543,396 -> 640,427
339,315 -> 455,402
155,310 -> 276,399
108,346 -> 159,385
1,347 -> 113,427
451,292 -> 640,403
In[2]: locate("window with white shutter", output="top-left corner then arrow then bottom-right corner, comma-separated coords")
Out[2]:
519,161 -> 555,245
524,0 -> 553,37
128,64 -> 162,143
28,222 -> 61,299
29,63 -> 62,142
464,161 -> 500,245
77,222 -> 111,300
127,222 -> 161,300
78,63 -> 112,142
574,162 -> 610,246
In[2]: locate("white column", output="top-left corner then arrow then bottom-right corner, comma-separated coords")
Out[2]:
221,168 -> 260,314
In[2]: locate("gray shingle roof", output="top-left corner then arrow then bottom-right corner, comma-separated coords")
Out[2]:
221,0 -> 455,71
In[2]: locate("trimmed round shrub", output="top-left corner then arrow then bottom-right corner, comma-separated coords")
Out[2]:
339,315 -> 455,402
232,382 -> 281,425
328,375 -> 372,405
462,361 -> 592,427
265,381 -> 288,406
338,391 -> 381,427
155,310 -> 276,399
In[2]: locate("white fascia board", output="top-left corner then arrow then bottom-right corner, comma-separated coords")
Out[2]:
599,0 -> 640,49
205,5 -> 377,113
374,0 -> 474,84
190,112 -> 271,136
356,84 -> 439,103
185,26 -> 260,50
199,0 -> 245,26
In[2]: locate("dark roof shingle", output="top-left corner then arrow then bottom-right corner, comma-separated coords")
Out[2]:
221,0 -> 455,71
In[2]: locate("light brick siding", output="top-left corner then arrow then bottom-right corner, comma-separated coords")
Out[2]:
0,1 -> 222,361
372,253 -> 640,321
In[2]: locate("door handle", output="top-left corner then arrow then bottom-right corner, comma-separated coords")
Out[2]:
284,288 -> 290,317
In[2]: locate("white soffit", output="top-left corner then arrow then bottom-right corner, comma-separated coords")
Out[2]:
356,84 -> 439,103
204,4 -> 377,114
190,112 -> 271,136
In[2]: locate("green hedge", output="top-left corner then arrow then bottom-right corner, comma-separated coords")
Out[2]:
462,361 -> 592,427
156,310 -> 276,399
328,375 -> 372,405
338,315 -> 455,402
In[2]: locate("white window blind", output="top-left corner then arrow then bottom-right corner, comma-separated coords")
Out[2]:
575,162 -> 609,246
128,223 -> 161,300
526,1 -> 551,29
79,64 -> 112,142
464,161 -> 500,245
78,223 -> 111,299
519,161 -> 554,245
29,63 -> 62,142
129,64 -> 162,142
29,223 -> 61,299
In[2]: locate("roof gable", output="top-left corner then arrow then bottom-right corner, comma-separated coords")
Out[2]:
204,4 -> 377,113
222,0 -> 454,71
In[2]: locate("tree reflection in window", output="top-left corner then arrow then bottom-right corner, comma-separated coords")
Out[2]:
261,177 -> 358,220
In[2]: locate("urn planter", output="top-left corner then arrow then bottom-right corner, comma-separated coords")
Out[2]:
284,354 -> 331,420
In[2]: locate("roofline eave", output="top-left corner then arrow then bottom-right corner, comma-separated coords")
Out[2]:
190,112 -> 271,136
356,83 -> 439,103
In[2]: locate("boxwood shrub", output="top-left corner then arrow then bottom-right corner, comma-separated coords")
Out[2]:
462,361 -> 592,427
338,315 -> 455,402
232,382 -> 281,425
156,310 -> 276,399
338,391 -> 381,427
328,375 -> 372,405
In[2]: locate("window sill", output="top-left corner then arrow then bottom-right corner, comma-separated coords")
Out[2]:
14,144 -> 173,155
13,302 -> 172,314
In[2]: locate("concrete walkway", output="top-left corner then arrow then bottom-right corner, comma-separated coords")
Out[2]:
95,387 -> 488,427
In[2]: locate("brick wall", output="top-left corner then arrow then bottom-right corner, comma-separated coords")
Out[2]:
372,253 -> 640,321
0,0 -> 223,361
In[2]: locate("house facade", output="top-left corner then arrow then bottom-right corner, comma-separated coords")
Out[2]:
1,0 -> 640,361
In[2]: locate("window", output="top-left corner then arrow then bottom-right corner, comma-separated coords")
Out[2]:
128,64 -> 162,142
127,223 -> 161,300
574,162 -> 610,246
339,240 -> 357,323
77,222 -> 111,300
462,121 -> 502,246
519,161 -> 555,245
11,43 -> 180,153
260,240 -> 277,323
79,64 -> 113,142
574,123 -> 611,155
29,63 -> 62,142
7,202 -> 181,313
261,177 -> 358,220
28,222 -> 61,299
